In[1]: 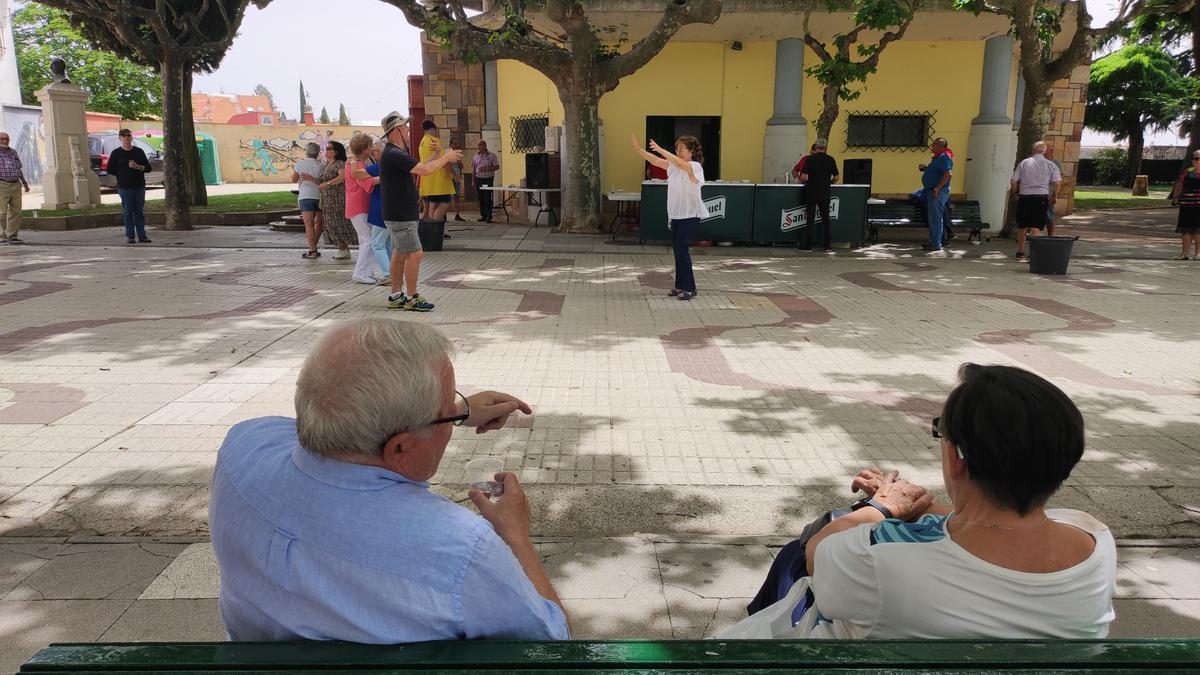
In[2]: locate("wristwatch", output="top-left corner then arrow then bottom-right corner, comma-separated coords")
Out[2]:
850,497 -> 894,519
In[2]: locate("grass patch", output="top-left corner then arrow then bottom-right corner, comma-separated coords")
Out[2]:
1074,189 -> 1173,210
23,191 -> 298,217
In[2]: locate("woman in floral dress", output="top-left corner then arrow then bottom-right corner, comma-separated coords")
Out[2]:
318,141 -> 354,259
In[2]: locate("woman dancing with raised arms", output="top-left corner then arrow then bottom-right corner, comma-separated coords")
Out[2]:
631,133 -> 706,300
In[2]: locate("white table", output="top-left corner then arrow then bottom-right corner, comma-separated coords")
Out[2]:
478,186 -> 562,226
605,191 -> 642,240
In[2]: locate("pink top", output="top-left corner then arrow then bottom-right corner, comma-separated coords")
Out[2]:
344,159 -> 376,218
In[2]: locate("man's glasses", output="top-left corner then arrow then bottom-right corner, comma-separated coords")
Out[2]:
931,416 -> 966,459
429,390 -> 470,427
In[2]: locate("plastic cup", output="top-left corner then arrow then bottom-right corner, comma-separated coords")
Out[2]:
466,457 -> 504,501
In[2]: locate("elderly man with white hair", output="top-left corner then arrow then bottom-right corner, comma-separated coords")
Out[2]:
209,319 -> 569,642
1010,140 -> 1062,260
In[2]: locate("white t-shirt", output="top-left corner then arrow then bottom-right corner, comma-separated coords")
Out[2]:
666,161 -> 706,221
295,158 -> 325,201
808,509 -> 1116,639
1011,155 -> 1062,195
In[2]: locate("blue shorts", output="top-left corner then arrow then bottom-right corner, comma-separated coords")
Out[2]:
298,198 -> 321,213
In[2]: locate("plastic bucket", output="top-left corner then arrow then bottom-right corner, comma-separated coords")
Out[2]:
418,219 -> 445,252
1028,235 -> 1078,275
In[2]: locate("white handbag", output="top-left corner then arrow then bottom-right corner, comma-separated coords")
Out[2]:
715,576 -> 820,639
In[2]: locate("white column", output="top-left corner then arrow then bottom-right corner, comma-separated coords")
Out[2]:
481,60 -> 502,182
965,36 -> 1015,231
762,38 -> 808,183
35,82 -> 101,209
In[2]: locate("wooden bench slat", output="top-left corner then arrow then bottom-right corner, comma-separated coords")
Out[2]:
866,200 -> 988,244
22,640 -> 1200,672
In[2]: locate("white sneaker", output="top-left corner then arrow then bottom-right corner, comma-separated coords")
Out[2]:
352,275 -> 376,284
374,276 -> 391,286
332,249 -> 351,260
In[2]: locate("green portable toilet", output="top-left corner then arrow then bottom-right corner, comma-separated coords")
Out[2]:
196,135 -> 222,185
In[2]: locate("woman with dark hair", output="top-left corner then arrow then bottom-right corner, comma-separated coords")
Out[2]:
1169,150 -> 1200,260
744,364 -> 1115,639
318,141 -> 354,260
631,133 -> 706,300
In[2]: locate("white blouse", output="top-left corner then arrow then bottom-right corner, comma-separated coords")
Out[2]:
666,161 -> 707,221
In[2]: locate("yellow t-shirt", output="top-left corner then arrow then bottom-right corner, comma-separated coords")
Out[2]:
418,135 -> 455,196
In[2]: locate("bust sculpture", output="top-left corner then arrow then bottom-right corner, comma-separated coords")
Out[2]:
50,57 -> 71,85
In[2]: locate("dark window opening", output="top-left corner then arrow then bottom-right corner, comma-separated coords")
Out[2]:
510,114 -> 549,154
846,112 -> 935,151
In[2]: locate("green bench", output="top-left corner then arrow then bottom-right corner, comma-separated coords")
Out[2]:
21,639 -> 1200,673
866,199 -> 988,245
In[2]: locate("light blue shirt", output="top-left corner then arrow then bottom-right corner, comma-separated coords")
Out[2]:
209,416 -> 569,643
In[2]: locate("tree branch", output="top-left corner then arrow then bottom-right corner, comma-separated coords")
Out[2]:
601,0 -> 722,82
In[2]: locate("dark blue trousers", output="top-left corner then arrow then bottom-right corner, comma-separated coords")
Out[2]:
671,217 -> 699,292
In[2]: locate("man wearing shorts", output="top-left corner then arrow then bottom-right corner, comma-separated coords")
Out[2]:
1010,141 -> 1061,260
380,112 -> 462,312
418,120 -> 456,222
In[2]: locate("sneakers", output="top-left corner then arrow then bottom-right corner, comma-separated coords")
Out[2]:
1015,251 -> 1026,260
332,249 -> 351,260
7,237 -> 23,244
127,238 -> 136,244
454,215 -> 465,222
352,275 -> 376,285
921,243 -> 944,251
678,290 -> 697,301
405,294 -> 435,312
138,237 -> 152,243
386,293 -> 409,309
374,276 -> 391,286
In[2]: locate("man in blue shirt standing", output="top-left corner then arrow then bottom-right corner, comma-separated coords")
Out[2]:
920,137 -> 953,251
209,319 -> 569,642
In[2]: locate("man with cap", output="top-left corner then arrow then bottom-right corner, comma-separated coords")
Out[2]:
378,111 -> 462,312
798,139 -> 839,251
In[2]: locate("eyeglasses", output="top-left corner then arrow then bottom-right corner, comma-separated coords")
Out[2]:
428,390 -> 470,427
931,416 -> 966,459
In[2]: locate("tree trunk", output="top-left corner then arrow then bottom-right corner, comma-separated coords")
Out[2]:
1185,3 -> 1200,173
181,70 -> 208,207
158,51 -> 192,230
814,84 -> 841,142
1126,127 -> 1146,188
1002,77 -> 1054,236
558,88 -> 603,233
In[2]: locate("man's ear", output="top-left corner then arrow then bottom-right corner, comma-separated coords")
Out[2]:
380,432 -> 417,471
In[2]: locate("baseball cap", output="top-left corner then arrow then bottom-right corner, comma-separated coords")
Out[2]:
381,111 -> 409,136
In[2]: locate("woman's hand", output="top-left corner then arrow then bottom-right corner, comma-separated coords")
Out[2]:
463,390 -> 532,433
630,134 -> 642,152
649,139 -> 665,156
871,472 -> 933,521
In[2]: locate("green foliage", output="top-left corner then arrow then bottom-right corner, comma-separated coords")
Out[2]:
318,106 -> 331,125
254,84 -> 278,112
1086,44 -> 1194,140
337,103 -> 350,126
1091,147 -> 1130,185
12,4 -> 160,119
806,0 -> 915,103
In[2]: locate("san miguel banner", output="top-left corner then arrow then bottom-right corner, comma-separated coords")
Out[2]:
780,196 -> 840,232
701,196 -> 727,222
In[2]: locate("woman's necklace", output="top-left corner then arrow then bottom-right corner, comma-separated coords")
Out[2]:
947,513 -> 1051,531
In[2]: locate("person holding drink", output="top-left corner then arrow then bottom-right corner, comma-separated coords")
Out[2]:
631,133 -> 707,300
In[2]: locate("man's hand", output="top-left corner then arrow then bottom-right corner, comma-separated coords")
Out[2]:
871,472 -> 933,521
463,390 -> 531,434
932,186 -> 941,197
918,164 -> 928,172
22,183 -> 29,193
850,467 -> 896,497
799,173 -> 809,183
469,472 -> 530,540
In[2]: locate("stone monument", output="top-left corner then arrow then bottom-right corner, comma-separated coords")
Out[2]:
35,58 -> 101,209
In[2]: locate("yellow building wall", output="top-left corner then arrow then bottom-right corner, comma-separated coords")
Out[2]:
494,39 -> 986,196
802,40 -> 986,195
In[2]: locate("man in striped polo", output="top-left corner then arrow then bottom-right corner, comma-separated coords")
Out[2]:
1010,141 -> 1062,260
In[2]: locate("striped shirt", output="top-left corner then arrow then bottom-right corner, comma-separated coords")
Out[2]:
1011,155 -> 1062,195
472,151 -> 499,180
0,148 -> 23,183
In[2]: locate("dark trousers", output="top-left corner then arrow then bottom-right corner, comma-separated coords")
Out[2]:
671,217 -> 699,292
747,509 -> 849,620
117,187 -> 147,239
476,177 -> 494,221
805,194 -> 832,248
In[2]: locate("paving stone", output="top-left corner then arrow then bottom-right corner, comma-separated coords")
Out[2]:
139,543 -> 220,600
0,599 -> 133,675
654,542 -> 775,599
0,542 -> 67,597
536,537 -> 658,599
5,542 -> 185,600
561,588 -> 672,640
1110,598 -> 1200,637
1117,547 -> 1200,600
101,599 -> 227,641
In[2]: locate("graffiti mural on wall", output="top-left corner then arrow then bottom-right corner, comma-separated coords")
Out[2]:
2,107 -> 47,186
237,129 -> 378,182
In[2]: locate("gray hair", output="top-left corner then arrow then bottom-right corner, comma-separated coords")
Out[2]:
304,142 -> 320,158
295,319 -> 454,459
1033,141 -> 1047,154
372,138 -> 386,152
933,137 -> 949,148
814,138 -> 829,148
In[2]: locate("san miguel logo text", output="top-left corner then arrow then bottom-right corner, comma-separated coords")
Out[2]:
701,196 -> 726,222
781,197 -> 840,232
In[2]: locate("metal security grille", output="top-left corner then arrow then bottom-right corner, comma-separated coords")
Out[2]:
509,114 -> 549,153
846,111 -> 937,152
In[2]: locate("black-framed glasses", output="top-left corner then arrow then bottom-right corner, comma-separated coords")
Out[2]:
932,416 -> 966,459
429,390 -> 470,427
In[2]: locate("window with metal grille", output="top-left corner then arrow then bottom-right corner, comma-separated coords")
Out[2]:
509,114 -> 549,153
846,112 -> 935,151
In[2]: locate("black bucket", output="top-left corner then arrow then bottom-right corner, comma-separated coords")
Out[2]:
418,219 -> 445,252
1028,235 -> 1078,275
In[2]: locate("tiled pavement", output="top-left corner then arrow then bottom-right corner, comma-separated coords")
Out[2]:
1,208 -> 1199,670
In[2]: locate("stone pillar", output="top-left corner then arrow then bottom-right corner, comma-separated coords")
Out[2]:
762,38 -> 807,183
965,36 -> 1015,231
35,82 -> 101,209
482,60 -> 502,183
